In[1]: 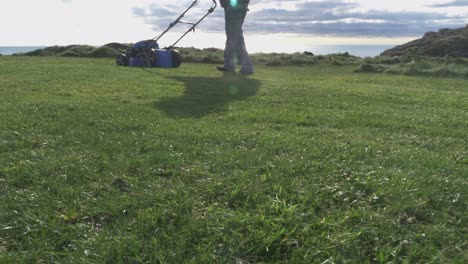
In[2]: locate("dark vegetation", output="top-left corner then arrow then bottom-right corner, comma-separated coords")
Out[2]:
19,43 -> 130,58
355,56 -> 468,78
16,43 -> 361,67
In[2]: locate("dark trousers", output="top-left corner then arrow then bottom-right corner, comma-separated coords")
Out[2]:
223,5 -> 253,73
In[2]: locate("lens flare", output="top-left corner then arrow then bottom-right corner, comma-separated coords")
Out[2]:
228,84 -> 239,95
231,51 -> 239,65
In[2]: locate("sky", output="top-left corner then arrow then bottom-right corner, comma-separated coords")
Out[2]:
1,0 -> 467,52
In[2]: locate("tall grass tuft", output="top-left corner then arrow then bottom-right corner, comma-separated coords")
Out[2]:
356,56 -> 468,77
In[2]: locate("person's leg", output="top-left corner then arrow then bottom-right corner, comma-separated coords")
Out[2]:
221,6 -> 253,74
237,9 -> 253,74
222,8 -> 237,71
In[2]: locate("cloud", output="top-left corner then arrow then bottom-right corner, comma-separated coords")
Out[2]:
133,0 -> 468,38
429,0 -> 468,7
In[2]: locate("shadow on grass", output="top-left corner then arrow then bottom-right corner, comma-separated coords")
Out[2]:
154,74 -> 261,118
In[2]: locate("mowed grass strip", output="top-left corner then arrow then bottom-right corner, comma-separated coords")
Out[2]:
0,56 -> 467,263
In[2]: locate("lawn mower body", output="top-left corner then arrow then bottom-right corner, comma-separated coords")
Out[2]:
116,0 -> 216,68
116,40 -> 182,68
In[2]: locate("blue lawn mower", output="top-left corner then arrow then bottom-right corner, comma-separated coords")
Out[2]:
116,0 -> 217,68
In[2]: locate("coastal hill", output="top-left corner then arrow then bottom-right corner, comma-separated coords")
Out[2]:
381,25 -> 468,57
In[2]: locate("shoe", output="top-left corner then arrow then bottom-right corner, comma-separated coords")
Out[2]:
217,66 -> 235,72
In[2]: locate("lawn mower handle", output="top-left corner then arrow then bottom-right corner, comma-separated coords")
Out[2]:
153,0 -> 217,45
168,0 -> 218,49
211,0 -> 218,9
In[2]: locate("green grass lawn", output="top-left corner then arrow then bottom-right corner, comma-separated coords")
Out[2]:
0,56 -> 467,263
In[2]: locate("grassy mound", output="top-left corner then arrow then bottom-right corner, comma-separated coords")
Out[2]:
355,56 -> 468,78
19,44 -> 128,58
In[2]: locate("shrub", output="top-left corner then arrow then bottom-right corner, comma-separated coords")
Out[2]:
103,43 -> 130,52
91,47 -> 121,58
57,45 -> 95,57
24,46 -> 69,56
356,56 -> 468,78
432,68 -> 458,77
355,63 -> 385,73
201,54 -> 223,64
58,50 -> 82,57
449,57 -> 468,65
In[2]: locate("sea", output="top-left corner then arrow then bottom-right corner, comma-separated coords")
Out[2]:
0,46 -> 45,55
302,45 -> 395,57
0,45 -> 395,57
